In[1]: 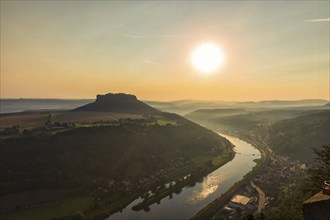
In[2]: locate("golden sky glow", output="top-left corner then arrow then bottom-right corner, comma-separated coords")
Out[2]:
0,1 -> 329,101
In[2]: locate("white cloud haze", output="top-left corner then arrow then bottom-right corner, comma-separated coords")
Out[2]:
305,18 -> 330,22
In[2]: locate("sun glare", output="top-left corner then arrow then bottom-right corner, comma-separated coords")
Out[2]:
192,43 -> 224,74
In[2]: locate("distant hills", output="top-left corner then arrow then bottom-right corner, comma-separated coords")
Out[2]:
186,107 -> 330,161
239,99 -> 328,107
73,93 -> 159,115
186,108 -> 247,119
1,98 -> 328,115
147,99 -> 329,115
323,102 -> 330,108
0,99 -> 93,114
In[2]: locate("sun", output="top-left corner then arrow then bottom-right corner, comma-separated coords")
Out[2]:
191,43 -> 225,74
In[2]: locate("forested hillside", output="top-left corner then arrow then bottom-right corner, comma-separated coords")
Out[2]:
266,111 -> 330,161
0,113 -> 233,196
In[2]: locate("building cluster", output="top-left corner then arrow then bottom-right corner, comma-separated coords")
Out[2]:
221,185 -> 259,219
253,153 -> 307,197
0,125 -> 20,136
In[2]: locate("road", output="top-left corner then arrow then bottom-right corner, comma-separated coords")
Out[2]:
251,180 -> 266,213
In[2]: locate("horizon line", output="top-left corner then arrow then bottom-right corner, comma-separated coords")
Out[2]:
0,97 -> 329,102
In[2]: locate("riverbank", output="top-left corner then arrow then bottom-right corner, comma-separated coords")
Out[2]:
131,153 -> 235,212
85,150 -> 236,220
191,133 -> 271,220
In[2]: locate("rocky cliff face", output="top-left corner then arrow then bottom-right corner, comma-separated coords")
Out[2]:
73,93 -> 159,114
95,93 -> 137,103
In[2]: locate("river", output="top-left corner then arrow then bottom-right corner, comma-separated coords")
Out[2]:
107,134 -> 261,220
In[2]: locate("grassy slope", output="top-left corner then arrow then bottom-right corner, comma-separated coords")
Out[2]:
0,111 -> 144,129
0,196 -> 93,220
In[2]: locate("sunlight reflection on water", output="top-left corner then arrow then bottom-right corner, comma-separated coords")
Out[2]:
187,173 -> 224,204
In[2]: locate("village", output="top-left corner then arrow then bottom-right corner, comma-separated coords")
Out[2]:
214,151 -> 307,219
91,156 -> 195,204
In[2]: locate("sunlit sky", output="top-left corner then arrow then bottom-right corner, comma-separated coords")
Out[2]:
1,1 -> 329,101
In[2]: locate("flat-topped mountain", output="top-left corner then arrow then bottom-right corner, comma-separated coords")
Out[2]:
73,93 -> 159,114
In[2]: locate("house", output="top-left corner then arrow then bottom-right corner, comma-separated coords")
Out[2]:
108,179 -> 116,188
228,194 -> 251,209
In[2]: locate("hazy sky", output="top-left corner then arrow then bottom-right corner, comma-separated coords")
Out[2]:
1,1 -> 329,101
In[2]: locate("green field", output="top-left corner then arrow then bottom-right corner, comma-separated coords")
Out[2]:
211,155 -> 231,166
0,196 -> 93,220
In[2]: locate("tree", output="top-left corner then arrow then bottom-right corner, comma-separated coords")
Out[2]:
235,207 -> 242,216
304,144 -> 330,193
45,113 -> 52,128
12,125 -> 20,134
239,212 -> 254,220
255,212 -> 265,220
71,211 -> 85,220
